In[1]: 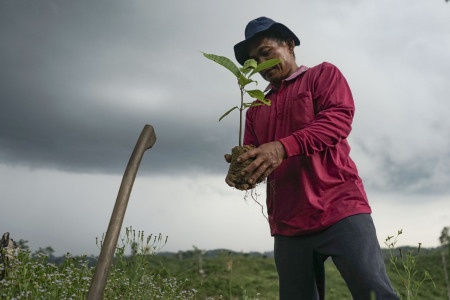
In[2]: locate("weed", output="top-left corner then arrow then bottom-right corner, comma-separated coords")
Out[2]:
0,227 -> 196,299
385,229 -> 436,299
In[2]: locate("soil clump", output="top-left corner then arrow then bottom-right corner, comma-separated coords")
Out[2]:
227,145 -> 255,190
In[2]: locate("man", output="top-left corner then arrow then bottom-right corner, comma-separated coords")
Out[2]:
225,17 -> 399,299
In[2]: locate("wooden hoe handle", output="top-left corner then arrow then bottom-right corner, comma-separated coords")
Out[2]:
86,125 -> 156,300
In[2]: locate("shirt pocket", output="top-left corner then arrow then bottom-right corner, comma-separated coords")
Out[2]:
285,91 -> 315,130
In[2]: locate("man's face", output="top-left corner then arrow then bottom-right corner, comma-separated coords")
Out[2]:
247,36 -> 297,86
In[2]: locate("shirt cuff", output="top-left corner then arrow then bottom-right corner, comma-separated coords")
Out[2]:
279,135 -> 303,158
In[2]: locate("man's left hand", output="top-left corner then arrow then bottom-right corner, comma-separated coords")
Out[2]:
238,141 -> 286,185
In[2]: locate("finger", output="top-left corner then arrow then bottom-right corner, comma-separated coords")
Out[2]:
237,183 -> 256,191
241,154 -> 264,176
256,167 -> 273,183
248,162 -> 271,184
242,157 -> 265,180
248,164 -> 268,184
225,175 -> 235,187
238,183 -> 249,191
237,148 -> 257,163
224,154 -> 232,163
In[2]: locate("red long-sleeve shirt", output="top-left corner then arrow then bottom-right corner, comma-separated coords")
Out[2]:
244,62 -> 371,236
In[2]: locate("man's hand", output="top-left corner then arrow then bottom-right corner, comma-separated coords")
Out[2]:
224,153 -> 256,190
238,141 -> 286,185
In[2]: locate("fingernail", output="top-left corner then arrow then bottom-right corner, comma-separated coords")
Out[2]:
248,179 -> 254,184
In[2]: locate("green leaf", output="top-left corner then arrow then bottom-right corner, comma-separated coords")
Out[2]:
258,98 -> 271,106
202,52 -> 241,78
246,90 -> 271,106
240,59 -> 258,74
243,102 -> 265,108
219,106 -> 239,122
250,58 -> 282,77
246,89 -> 266,100
238,74 -> 254,87
243,59 -> 258,69
240,67 -> 252,75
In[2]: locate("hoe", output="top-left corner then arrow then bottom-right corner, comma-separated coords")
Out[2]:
86,124 -> 156,300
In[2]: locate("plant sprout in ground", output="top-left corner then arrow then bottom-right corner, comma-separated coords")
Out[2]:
384,229 -> 435,299
202,53 -> 281,147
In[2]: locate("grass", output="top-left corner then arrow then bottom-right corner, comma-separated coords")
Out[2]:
1,228 -> 197,300
385,249 -> 447,299
1,228 -> 449,299
145,251 -> 279,299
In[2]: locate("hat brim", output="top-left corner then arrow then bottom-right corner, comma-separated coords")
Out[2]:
234,23 -> 300,65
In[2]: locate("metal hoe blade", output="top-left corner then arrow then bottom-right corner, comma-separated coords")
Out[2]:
86,124 -> 156,300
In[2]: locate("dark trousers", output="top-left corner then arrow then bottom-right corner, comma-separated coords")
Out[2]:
274,214 -> 399,300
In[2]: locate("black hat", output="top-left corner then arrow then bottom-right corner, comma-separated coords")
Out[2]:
234,17 -> 300,65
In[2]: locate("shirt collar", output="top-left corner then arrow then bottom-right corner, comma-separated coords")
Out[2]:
264,65 -> 309,92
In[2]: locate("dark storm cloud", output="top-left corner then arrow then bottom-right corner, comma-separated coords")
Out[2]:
0,0 -> 239,174
1,0 -> 449,194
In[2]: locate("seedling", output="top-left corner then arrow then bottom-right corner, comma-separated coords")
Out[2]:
202,53 -> 281,190
202,53 -> 281,147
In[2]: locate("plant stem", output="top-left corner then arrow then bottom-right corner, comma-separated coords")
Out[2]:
239,86 -> 244,147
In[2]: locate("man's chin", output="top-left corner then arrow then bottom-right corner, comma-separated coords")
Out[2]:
265,74 -> 281,84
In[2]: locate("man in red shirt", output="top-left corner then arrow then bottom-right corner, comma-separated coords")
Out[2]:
226,17 -> 399,299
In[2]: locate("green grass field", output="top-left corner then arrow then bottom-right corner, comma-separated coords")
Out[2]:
145,248 -> 447,299
1,230 -> 449,299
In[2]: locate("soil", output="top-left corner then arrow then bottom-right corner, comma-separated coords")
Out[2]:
227,145 -> 255,190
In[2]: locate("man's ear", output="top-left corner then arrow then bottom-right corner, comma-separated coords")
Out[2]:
285,38 -> 295,53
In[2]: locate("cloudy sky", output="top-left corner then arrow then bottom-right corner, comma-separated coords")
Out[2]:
1,0 -> 449,256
